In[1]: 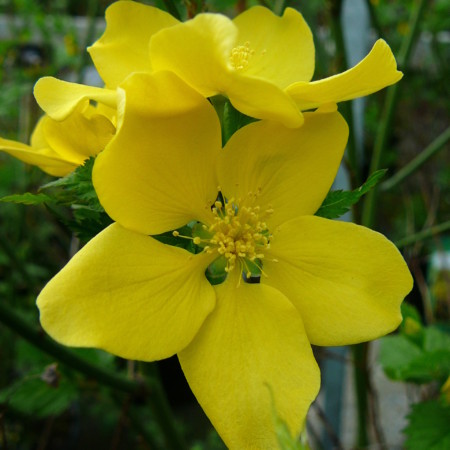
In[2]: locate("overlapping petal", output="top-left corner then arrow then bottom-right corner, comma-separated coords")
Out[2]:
93,71 -> 220,235
88,1 -> 179,88
43,105 -> 115,163
232,6 -> 314,88
150,13 -> 236,97
286,40 -> 402,110
0,135 -> 77,176
34,77 -> 117,120
218,111 -> 348,228
37,223 -> 216,361
264,216 -> 413,346
179,273 -> 320,449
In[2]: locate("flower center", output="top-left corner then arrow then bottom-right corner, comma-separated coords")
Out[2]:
196,194 -> 274,279
229,41 -> 254,71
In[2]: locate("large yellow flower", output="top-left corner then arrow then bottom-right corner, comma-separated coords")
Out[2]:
84,0 -> 402,127
37,72 -> 412,449
0,101 -> 115,176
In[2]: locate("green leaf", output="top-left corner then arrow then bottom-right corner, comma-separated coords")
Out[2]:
379,334 -> 424,381
222,100 -> 256,144
404,400 -> 450,450
379,327 -> 450,383
316,169 -> 387,219
0,373 -> 78,418
0,192 -> 54,205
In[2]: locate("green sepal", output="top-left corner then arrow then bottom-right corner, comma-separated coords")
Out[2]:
316,169 -> 387,219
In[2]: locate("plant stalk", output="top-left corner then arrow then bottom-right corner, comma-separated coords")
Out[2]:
381,126 -> 450,191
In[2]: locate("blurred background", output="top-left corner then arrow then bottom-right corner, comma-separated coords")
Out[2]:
0,0 -> 449,449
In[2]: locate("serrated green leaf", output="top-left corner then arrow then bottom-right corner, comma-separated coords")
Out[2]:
0,376 -> 78,418
404,400 -> 450,450
316,169 -> 387,219
379,334 -> 424,381
0,192 -> 54,205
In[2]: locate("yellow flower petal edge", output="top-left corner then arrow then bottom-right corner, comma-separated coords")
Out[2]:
93,71 -> 220,235
37,223 -> 216,361
42,104 -> 115,164
88,0 -> 179,88
218,111 -> 348,228
179,272 -> 320,450
0,135 -> 77,177
286,39 -> 403,110
34,77 -> 117,121
264,216 -> 413,346
232,6 -> 314,88
149,8 -> 305,127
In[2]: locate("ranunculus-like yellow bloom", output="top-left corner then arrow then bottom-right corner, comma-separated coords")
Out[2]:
84,0 -> 402,127
37,72 -> 412,449
0,101 -> 115,176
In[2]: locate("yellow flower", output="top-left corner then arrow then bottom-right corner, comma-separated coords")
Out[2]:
37,72 -> 412,449
0,101 -> 115,176
84,0 -> 402,127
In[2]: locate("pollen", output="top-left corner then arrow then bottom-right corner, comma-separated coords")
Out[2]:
201,194 -> 273,276
229,41 -> 254,71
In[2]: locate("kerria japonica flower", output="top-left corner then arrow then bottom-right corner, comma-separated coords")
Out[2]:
0,101 -> 115,176
34,0 -> 402,127
37,72 -> 413,449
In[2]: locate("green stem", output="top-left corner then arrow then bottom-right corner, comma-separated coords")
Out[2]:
329,0 -> 359,186
395,221 -> 450,249
361,0 -> 427,228
273,0 -> 288,15
351,344 -> 369,448
381,126 -> 450,191
0,301 -> 187,450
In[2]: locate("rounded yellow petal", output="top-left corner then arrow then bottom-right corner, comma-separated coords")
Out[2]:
88,1 -> 178,88
227,73 -> 303,127
150,13 -> 236,97
218,111 -> 348,228
37,223 -> 216,361
93,72 -> 220,235
233,6 -> 314,88
34,77 -> 117,121
43,105 -> 115,163
287,39 -> 403,110
264,216 -> 413,346
179,273 -> 320,449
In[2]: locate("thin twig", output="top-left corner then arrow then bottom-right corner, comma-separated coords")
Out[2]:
311,402 -> 344,450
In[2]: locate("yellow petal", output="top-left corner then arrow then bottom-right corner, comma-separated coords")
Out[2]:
218,111 -> 348,228
88,1 -> 178,88
0,119 -> 77,176
43,105 -> 115,163
150,13 -> 236,97
233,6 -> 314,88
37,223 -> 216,361
264,216 -> 413,346
287,39 -> 403,110
34,77 -> 117,121
93,72 -> 220,235
227,73 -> 303,127
179,273 -> 320,449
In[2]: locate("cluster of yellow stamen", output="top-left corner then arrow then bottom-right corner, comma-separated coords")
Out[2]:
202,194 -> 274,277
229,41 -> 255,71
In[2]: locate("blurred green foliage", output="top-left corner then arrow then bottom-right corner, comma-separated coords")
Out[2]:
0,0 -> 449,448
